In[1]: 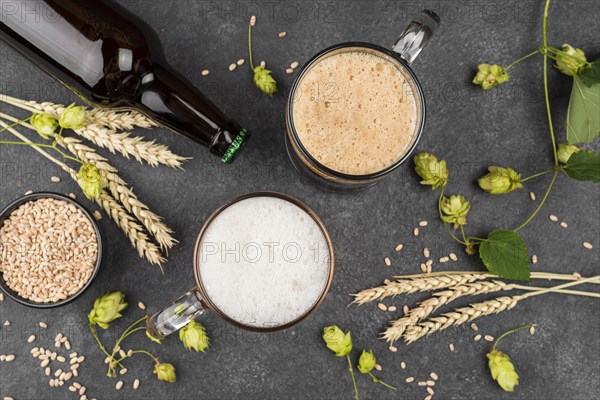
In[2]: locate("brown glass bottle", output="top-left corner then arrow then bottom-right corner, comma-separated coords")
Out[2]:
0,0 -> 248,163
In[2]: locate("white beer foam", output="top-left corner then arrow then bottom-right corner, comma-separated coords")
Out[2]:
199,196 -> 330,328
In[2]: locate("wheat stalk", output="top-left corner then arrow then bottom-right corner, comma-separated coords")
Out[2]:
52,135 -> 177,250
0,119 -> 165,266
354,271 -> 600,305
0,94 -> 189,169
383,280 -> 513,343
392,270 -> 591,282
0,94 -> 156,129
401,276 -> 600,344
352,274 -> 490,305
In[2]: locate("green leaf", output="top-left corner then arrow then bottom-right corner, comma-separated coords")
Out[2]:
563,150 -> 600,182
567,76 -> 600,144
580,60 -> 600,88
479,230 -> 530,282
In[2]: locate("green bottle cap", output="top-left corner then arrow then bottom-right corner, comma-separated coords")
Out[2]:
221,129 -> 249,164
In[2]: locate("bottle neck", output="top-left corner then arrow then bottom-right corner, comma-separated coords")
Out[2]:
136,63 -> 248,162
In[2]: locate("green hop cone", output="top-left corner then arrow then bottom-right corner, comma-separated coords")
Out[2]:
487,349 -> 519,392
478,166 -> 523,195
179,321 -> 210,352
322,325 -> 352,357
154,362 -> 177,383
557,143 -> 581,164
414,152 -> 448,190
88,291 -> 128,329
253,66 -> 278,96
555,44 -> 589,77
357,350 -> 376,374
58,103 -> 87,130
77,163 -> 106,200
472,64 -> 509,90
30,113 -> 58,140
440,195 -> 471,229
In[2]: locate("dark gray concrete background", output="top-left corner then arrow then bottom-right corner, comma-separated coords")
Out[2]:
1,1 -> 599,399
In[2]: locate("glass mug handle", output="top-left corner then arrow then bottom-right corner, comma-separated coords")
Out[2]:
146,288 -> 205,340
392,10 -> 440,64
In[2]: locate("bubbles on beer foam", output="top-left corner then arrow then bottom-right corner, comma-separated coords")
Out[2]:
293,50 -> 419,175
199,197 -> 330,328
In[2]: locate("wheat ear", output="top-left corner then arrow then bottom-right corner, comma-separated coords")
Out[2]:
352,274 -> 490,305
72,124 -> 189,169
97,191 -> 166,266
383,280 -> 513,343
402,276 -> 600,344
0,94 -> 188,168
53,134 -> 177,251
403,296 -> 521,343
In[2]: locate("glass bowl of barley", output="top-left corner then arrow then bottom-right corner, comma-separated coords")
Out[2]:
0,192 -> 102,308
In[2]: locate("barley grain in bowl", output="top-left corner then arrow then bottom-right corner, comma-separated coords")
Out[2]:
0,193 -> 102,308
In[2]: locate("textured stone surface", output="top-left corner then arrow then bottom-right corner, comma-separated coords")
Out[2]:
1,1 -> 599,399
